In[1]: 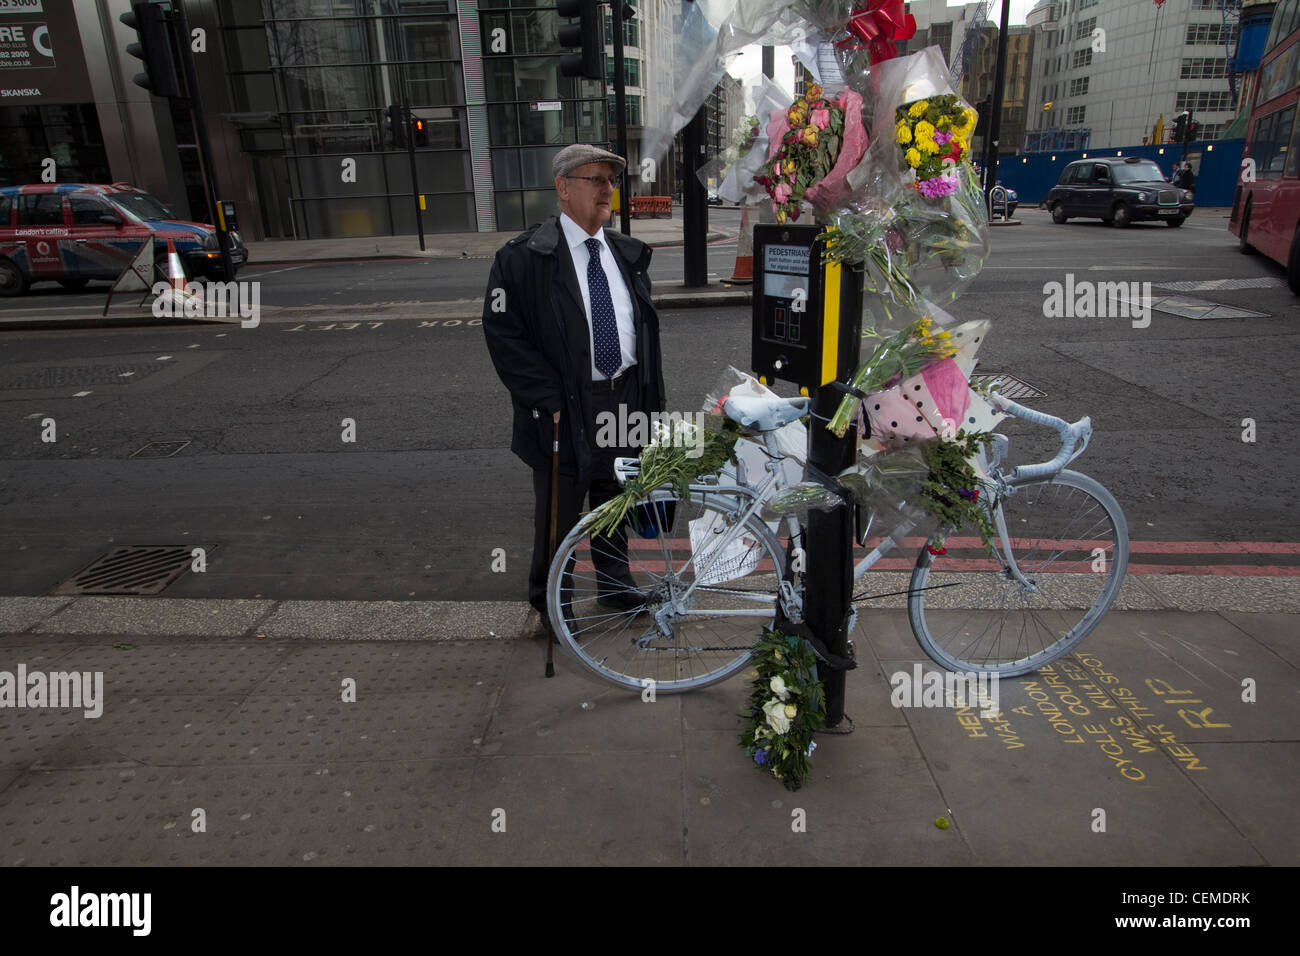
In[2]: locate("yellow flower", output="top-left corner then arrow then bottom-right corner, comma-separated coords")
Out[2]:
788,104 -> 807,127
896,123 -> 912,145
915,120 -> 938,154
784,703 -> 797,719
905,147 -> 922,168
776,208 -> 787,224
806,83 -> 824,102
802,125 -> 819,147
909,100 -> 930,117
783,159 -> 795,176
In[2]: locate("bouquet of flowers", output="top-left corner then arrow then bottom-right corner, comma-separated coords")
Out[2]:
826,316 -> 957,438
895,94 -> 977,198
756,83 -> 868,223
584,416 -> 741,538
740,630 -> 827,791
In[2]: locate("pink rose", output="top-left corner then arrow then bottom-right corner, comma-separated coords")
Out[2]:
773,181 -> 793,204
812,108 -> 830,130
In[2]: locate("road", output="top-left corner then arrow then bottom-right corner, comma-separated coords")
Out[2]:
1,206 -> 1297,602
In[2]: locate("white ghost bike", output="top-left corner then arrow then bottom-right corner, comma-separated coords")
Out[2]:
546,391 -> 1129,693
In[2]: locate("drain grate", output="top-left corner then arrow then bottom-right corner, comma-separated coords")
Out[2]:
970,372 -> 1046,401
130,440 -> 191,459
52,546 -> 203,596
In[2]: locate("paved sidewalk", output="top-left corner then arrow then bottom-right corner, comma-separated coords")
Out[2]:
1,585 -> 1294,866
243,213 -> 735,264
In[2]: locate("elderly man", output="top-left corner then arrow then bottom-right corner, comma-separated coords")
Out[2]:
482,144 -> 666,629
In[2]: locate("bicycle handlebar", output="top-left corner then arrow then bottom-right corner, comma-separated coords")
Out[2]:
989,391 -> 1092,482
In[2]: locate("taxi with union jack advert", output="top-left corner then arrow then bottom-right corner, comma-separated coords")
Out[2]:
0,182 -> 246,297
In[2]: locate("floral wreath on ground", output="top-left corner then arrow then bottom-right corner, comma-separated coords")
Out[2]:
740,629 -> 826,791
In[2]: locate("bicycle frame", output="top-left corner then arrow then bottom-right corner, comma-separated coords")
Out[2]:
611,391 -> 1094,621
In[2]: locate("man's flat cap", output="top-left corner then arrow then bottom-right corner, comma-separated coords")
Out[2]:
553,144 -> 627,178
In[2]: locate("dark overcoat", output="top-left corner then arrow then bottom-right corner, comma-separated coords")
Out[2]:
482,215 -> 667,481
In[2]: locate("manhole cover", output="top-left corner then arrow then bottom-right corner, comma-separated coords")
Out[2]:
130,440 -> 191,459
970,373 -> 1046,401
51,546 -> 203,596
0,363 -> 167,390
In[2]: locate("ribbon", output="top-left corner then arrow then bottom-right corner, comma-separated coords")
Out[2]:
836,0 -> 918,63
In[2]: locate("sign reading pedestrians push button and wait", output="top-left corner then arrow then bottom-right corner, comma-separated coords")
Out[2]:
752,224 -> 862,391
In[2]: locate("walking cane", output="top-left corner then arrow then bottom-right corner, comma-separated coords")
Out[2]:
545,412 -> 560,678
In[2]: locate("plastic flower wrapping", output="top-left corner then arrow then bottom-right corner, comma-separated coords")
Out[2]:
612,1 -> 1018,782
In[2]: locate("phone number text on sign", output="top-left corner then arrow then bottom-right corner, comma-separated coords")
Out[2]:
0,23 -> 54,69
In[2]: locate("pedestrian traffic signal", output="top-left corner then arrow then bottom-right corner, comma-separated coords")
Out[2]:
557,0 -> 603,81
413,117 -> 428,147
119,1 -> 182,98
1187,118 -> 1200,141
1173,112 -> 1189,143
386,104 -> 406,149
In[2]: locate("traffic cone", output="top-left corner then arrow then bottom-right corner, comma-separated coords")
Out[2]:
728,206 -> 754,284
166,238 -> 188,292
153,238 -> 203,317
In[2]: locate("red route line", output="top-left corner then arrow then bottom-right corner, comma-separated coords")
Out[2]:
614,538 -> 1300,576
626,537 -> 1300,554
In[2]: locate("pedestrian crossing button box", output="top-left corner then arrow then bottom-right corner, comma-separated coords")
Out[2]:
753,224 -> 822,387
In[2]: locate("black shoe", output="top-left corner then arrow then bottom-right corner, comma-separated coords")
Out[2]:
597,588 -> 651,613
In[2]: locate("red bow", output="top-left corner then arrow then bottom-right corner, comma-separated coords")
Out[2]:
837,0 -> 917,63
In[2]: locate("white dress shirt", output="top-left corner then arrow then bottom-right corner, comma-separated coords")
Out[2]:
559,212 -> 637,380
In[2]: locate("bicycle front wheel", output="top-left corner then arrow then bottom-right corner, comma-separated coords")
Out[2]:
546,487 -> 787,693
908,469 -> 1129,677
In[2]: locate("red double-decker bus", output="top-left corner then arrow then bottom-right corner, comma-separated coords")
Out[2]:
1230,0 -> 1300,291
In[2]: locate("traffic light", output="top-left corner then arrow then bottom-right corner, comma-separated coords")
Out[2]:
558,0 -> 603,81
386,104 -> 406,149
119,1 -> 182,99
1187,118 -> 1200,141
413,117 -> 428,147
1172,112 -> 1188,143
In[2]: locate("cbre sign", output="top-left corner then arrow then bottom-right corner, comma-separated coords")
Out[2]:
0,0 -> 92,105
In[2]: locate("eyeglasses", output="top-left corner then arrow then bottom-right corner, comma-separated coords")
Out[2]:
565,174 -> 618,188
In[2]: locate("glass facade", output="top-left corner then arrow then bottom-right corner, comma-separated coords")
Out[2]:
213,0 -> 604,238
481,2 -> 607,233
0,105 -> 111,187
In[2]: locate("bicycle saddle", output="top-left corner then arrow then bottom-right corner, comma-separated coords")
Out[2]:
723,394 -> 810,432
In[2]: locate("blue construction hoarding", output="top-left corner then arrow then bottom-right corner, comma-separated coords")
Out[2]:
993,139 -> 1245,208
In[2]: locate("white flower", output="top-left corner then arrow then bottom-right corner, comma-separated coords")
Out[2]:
763,698 -> 792,735
769,675 -> 790,700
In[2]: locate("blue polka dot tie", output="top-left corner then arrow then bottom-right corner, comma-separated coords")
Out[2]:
585,237 -> 621,379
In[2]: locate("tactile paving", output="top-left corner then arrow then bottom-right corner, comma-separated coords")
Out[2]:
46,643 -> 293,697
112,760 -> 477,865
0,767 -> 168,866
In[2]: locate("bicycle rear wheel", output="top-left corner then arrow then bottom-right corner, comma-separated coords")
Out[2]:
547,487 -> 787,693
907,469 -> 1128,677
